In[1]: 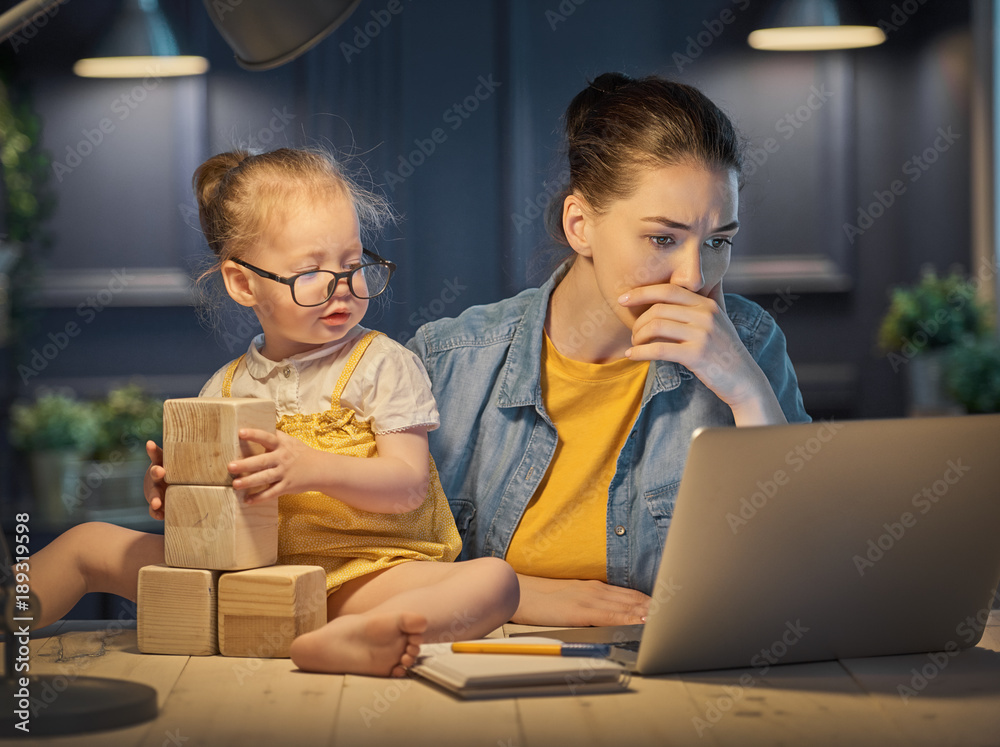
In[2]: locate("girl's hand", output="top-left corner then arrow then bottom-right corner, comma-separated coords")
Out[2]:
619,281 -> 785,425
227,428 -> 323,504
144,440 -> 168,521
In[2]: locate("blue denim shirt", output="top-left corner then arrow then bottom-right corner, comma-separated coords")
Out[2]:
407,267 -> 810,595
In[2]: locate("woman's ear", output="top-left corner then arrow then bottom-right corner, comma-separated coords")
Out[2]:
562,193 -> 593,258
220,260 -> 256,308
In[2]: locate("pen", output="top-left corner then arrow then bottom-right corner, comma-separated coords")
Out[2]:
450,642 -> 612,657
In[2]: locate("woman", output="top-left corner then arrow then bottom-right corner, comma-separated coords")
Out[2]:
407,73 -> 810,627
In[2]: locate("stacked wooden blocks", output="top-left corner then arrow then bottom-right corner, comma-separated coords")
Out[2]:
138,398 -> 326,658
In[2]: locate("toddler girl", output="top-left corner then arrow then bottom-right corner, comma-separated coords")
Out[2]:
27,147 -> 519,677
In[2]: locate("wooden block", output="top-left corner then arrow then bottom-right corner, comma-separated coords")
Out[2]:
164,485 -> 278,571
138,564 -> 221,655
163,397 -> 275,486
218,565 -> 327,658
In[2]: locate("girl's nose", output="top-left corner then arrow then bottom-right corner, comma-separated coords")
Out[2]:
330,275 -> 352,299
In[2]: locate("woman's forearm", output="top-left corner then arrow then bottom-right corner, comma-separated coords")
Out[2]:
511,574 -> 650,627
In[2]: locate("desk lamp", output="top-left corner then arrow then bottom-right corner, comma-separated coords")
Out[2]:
202,0 -> 363,70
0,0 -> 364,73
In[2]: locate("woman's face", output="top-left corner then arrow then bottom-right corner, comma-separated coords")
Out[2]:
569,161 -> 739,332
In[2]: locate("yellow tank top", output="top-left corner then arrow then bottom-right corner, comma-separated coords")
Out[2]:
222,330 -> 461,593
505,333 -> 648,581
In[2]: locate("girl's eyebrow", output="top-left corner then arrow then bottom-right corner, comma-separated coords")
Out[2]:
641,216 -> 740,232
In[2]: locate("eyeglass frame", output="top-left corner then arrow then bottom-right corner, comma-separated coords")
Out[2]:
229,248 -> 396,306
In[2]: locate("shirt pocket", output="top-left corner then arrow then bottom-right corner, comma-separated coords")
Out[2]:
449,498 -> 477,536
643,481 -> 681,546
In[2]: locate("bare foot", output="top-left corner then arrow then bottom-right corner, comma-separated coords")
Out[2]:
290,611 -> 427,676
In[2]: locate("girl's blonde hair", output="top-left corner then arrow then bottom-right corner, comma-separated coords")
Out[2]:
191,147 -> 395,337
193,147 -> 394,267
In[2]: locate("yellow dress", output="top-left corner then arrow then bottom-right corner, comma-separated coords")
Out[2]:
221,330 -> 461,593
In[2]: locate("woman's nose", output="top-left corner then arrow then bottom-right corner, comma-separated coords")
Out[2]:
669,242 -> 705,293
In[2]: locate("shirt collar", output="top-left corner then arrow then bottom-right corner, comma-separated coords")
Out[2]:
496,262 -> 684,409
242,326 -> 367,381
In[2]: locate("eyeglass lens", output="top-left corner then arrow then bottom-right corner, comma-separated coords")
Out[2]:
293,263 -> 391,305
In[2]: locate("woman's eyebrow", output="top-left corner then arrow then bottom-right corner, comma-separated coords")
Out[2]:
641,217 -> 740,232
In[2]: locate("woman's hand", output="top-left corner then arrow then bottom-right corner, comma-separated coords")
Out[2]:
227,428 -> 323,503
511,575 -> 650,627
619,281 -> 786,426
144,440 -> 168,520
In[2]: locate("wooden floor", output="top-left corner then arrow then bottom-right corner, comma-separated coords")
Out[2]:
4,612 -> 1000,747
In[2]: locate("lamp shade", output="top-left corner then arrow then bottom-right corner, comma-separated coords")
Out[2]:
748,0 -> 886,51
202,0 -> 363,71
74,0 -> 209,78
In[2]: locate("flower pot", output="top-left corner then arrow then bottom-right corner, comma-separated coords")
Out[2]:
28,449 -> 87,527
907,350 -> 962,417
75,453 -> 149,519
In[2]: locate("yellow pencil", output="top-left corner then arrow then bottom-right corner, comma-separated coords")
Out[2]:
450,642 -> 611,657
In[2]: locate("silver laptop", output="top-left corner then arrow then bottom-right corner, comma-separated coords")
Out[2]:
517,414 -> 1000,675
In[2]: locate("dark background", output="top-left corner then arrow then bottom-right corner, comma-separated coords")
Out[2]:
0,1 -> 981,532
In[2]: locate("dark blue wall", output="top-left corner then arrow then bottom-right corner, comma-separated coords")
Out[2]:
3,0 -> 975,415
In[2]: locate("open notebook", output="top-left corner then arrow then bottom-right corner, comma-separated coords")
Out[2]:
409,637 -> 629,699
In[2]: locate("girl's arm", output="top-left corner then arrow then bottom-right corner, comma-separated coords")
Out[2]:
227,427 -> 431,513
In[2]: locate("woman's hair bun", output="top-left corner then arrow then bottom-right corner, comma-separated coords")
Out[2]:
564,72 -> 634,140
588,72 -> 633,95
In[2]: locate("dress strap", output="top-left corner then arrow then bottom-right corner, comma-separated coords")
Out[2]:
331,331 -> 382,406
221,355 -> 246,398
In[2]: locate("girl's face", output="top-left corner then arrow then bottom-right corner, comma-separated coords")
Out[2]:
567,161 -> 739,332
225,189 -> 369,361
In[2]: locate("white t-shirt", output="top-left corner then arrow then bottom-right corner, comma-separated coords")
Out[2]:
199,326 -> 439,435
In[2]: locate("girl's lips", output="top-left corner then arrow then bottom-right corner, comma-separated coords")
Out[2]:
320,311 -> 351,325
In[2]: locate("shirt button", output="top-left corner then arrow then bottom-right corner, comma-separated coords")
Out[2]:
614,525 -> 626,536
282,367 -> 291,378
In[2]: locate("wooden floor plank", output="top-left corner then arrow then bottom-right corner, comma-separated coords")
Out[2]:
2,614 -> 998,746
7,623 -> 186,747
515,674 -> 715,747
332,671 -> 523,747
130,653 -> 344,747
675,661 -> 912,747
840,612 -> 1000,747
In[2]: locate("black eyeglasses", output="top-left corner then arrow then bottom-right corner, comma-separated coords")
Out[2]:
231,249 -> 396,306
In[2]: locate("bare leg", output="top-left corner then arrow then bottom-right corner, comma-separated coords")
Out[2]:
290,557 -> 519,676
26,522 -> 165,629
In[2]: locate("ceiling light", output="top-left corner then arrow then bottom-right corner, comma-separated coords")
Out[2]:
73,0 -> 209,78
749,0 -> 886,51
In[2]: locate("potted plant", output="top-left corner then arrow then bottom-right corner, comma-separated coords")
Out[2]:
0,70 -> 55,349
945,337 -> 1000,414
9,389 -> 100,526
93,383 -> 164,460
877,268 -> 992,415
83,383 -> 164,516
